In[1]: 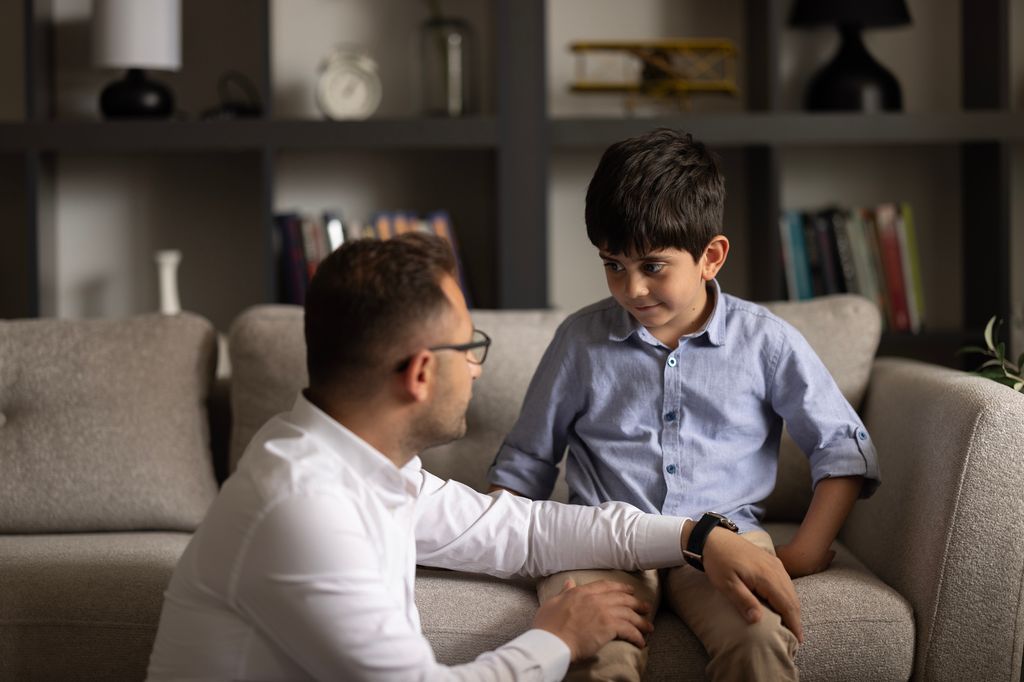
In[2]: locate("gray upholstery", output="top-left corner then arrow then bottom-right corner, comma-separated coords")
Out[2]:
227,296 -> 882,519
0,532 -> 191,681
845,358 -> 1024,681
6,298 -> 1023,681
229,297 -> 924,679
0,313 -> 219,532
417,523 -> 914,682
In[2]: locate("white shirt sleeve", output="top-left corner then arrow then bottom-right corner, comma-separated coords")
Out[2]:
232,492 -> 572,682
414,470 -> 687,577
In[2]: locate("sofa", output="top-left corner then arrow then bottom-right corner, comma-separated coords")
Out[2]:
2,295 -> 1023,681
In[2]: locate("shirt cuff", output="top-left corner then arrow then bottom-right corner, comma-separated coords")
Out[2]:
509,629 -> 571,682
635,514 -> 688,568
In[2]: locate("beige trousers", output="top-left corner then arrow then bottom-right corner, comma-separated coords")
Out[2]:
536,531 -> 799,682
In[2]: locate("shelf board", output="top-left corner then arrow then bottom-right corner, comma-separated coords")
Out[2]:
0,118 -> 499,153
550,112 -> 1024,148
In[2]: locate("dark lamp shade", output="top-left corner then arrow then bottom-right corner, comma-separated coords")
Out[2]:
790,0 -> 911,28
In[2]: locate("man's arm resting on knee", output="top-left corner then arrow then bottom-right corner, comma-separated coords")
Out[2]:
689,521 -> 804,643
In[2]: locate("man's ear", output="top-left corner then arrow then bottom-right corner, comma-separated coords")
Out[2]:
701,235 -> 730,280
398,350 -> 435,403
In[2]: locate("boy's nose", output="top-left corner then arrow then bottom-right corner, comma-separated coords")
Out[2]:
626,274 -> 649,298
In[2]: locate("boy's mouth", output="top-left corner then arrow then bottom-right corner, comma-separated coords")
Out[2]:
632,303 -> 662,313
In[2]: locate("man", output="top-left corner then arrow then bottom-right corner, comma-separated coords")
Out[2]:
147,233 -> 801,681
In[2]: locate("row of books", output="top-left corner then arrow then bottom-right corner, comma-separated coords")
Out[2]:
273,210 -> 471,306
778,203 -> 925,333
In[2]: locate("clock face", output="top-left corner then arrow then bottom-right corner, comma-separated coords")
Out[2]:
316,49 -> 382,120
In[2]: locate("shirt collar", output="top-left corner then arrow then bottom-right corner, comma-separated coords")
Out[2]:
607,279 -> 726,348
288,392 -> 418,501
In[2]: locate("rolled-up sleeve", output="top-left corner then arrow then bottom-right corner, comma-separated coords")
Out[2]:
769,330 -> 881,497
488,322 -> 582,499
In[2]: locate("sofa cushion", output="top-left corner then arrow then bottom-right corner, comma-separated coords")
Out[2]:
228,305 -> 308,471
227,297 -> 880,520
0,532 -> 191,681
416,523 -> 913,681
0,313 -> 219,532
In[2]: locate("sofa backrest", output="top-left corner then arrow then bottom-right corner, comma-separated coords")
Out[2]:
0,313 -> 219,533
228,295 -> 880,521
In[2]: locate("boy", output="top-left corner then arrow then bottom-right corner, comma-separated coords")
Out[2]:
488,129 -> 880,681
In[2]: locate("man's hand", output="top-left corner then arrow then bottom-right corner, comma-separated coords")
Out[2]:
775,542 -> 835,578
698,526 -> 804,643
533,579 -> 653,661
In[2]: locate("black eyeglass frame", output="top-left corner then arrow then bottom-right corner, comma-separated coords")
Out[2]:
394,329 -> 492,372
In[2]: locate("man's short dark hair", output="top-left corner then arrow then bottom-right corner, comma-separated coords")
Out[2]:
585,128 -> 725,258
304,233 -> 456,390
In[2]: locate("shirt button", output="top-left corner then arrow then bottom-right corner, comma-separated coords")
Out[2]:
666,464 -> 678,474
667,357 -> 677,367
857,429 -> 868,441
665,411 -> 677,422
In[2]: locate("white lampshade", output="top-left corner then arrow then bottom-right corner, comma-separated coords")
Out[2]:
92,0 -> 181,71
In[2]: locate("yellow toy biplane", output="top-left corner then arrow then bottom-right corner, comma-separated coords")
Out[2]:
570,39 -> 739,111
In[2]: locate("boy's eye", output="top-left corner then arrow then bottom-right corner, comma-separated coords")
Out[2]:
642,263 -> 665,274
603,261 -> 623,272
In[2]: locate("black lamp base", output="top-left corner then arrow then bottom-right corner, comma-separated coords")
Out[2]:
100,69 -> 175,119
805,25 -> 902,112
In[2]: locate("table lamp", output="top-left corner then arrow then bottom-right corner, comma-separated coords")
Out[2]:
92,0 -> 181,119
790,0 -> 911,112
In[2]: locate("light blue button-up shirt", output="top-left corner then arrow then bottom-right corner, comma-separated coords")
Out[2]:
488,281 -> 880,532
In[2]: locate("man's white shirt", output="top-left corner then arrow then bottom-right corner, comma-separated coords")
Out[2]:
147,394 -> 687,681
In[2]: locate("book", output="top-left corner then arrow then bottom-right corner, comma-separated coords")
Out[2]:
800,212 -> 827,296
874,202 -> 911,332
779,210 -> 812,300
274,213 -> 308,304
812,208 -> 845,294
845,208 -> 886,317
896,202 -> 926,334
831,209 -> 859,294
426,210 -> 473,307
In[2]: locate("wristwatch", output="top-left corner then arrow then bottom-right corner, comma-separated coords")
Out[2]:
683,512 -> 739,572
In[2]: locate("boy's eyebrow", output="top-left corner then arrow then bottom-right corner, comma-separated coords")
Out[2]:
598,250 -> 674,262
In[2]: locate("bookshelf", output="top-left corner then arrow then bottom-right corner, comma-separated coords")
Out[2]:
0,0 -> 1017,368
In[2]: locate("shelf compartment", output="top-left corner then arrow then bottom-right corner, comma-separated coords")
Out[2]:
550,112 -> 1024,148
0,118 -> 499,153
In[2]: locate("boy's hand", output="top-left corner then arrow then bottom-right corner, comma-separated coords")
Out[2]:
775,542 -> 836,578
698,525 -> 804,643
533,578 -> 653,661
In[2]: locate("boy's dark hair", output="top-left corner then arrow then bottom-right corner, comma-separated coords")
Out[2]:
304,232 -> 456,391
585,128 -> 725,257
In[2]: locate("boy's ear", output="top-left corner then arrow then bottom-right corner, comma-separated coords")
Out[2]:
701,235 -> 730,280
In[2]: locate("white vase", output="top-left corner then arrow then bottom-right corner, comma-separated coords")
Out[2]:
155,249 -> 182,315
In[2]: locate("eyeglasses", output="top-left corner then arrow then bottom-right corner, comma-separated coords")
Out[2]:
395,328 -> 492,372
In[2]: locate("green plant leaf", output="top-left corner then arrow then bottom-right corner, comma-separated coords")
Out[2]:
979,366 -> 1008,379
997,341 -> 1006,363
984,316 -> 997,350
1014,381 -> 1024,392
1017,353 -> 1024,372
979,358 -> 1003,369
957,345 -> 991,357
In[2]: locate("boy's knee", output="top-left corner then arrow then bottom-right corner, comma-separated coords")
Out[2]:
709,616 -> 798,680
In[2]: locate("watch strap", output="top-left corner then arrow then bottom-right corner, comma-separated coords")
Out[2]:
684,513 -> 736,572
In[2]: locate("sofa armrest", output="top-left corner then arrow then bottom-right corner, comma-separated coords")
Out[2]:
840,357 -> 1024,681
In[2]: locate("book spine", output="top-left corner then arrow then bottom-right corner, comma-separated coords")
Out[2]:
831,211 -> 859,294
874,203 -> 911,332
813,210 -> 843,294
801,213 -> 825,297
897,202 -> 925,333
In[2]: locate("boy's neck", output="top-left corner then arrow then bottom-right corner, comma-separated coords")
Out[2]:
647,281 -> 715,349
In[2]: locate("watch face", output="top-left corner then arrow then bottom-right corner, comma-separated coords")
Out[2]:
316,48 -> 382,120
